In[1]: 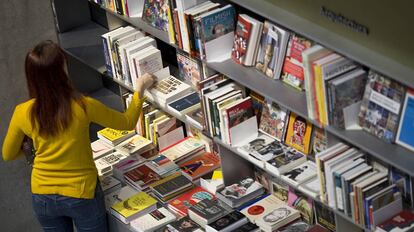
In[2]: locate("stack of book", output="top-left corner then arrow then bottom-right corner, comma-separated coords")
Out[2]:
188,199 -> 229,228
124,163 -> 162,191
216,178 -> 265,208
159,137 -> 206,163
240,195 -> 285,224
115,134 -> 153,155
168,186 -> 215,217
179,152 -> 220,181
112,155 -> 147,182
97,127 -> 136,146
91,139 -> 114,160
130,207 -> 177,232
146,154 -> 180,177
94,150 -> 130,177
150,172 -> 194,202
104,185 -> 137,210
205,211 -> 249,232
255,204 -> 300,232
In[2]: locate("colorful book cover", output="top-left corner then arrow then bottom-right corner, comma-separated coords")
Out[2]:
311,127 -> 328,155
249,91 -> 265,124
201,5 -> 236,43
396,89 -> 414,151
255,21 -> 290,79
232,14 -> 252,64
111,192 -> 157,218
220,178 -> 262,200
180,152 -> 220,180
177,50 -> 202,86
226,98 -> 254,130
271,178 -> 289,202
168,186 -> 215,216
97,128 -> 135,142
281,34 -> 313,90
287,187 -> 314,224
358,70 -> 405,143
142,0 -> 170,32
259,99 -> 289,141
284,112 -> 313,155
124,163 -> 162,188
377,210 -> 414,232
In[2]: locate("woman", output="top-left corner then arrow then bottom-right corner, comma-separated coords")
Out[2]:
2,40 -> 155,231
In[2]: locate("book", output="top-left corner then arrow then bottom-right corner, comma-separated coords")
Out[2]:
100,175 -> 121,194
131,46 -> 163,90
358,70 -> 406,143
124,163 -> 162,191
110,191 -> 158,224
238,133 -> 279,162
281,34 -> 313,90
146,73 -> 193,106
255,21 -> 290,80
224,97 -> 256,146
206,211 -> 249,232
232,14 -> 263,66
142,0 -> 170,32
146,154 -> 179,177
167,91 -> 201,115
327,68 -> 367,129
166,216 -> 203,232
396,89 -> 414,152
159,137 -> 205,163
112,154 -> 147,182
177,50 -> 203,86
266,143 -> 307,176
97,128 -> 135,146
185,107 -> 205,129
115,134 -> 153,155
130,207 -> 177,232
104,185 -> 138,210
287,187 -> 314,224
188,199 -> 229,227
271,178 -> 289,202
94,150 -> 129,176
150,173 -> 194,201
91,139 -> 114,160
241,195 -> 285,223
282,161 -> 317,186
255,204 -> 301,232
284,112 -> 313,155
168,186 -> 215,216
231,222 -> 260,232
276,221 -> 311,232
376,210 -> 414,232
298,177 -> 320,198
216,178 -> 265,208
259,99 -> 289,141
314,200 -> 336,232
180,152 -> 220,180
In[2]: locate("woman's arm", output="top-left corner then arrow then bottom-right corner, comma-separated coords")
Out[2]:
2,106 -> 25,161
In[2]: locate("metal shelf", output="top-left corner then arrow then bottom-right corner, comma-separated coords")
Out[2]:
58,21 -> 107,74
213,137 -> 371,232
229,0 -> 414,90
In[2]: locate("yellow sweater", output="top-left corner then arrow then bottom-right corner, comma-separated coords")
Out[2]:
2,92 -> 144,199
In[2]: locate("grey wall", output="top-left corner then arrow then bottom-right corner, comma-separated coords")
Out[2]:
0,0 -> 57,231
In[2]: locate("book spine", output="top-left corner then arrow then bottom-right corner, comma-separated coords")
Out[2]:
102,36 -> 113,76
173,9 -> 183,48
166,1 -> 176,44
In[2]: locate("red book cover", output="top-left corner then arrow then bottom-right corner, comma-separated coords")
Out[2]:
168,186 -> 215,216
306,224 -> 330,232
377,211 -> 414,231
232,14 -> 252,64
226,98 -> 254,129
124,163 -> 162,187
179,152 -> 220,180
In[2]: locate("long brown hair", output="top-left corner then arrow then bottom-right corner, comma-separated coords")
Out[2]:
25,40 -> 84,137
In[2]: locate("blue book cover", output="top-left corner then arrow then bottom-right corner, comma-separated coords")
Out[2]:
102,37 -> 112,76
201,5 -> 235,43
168,92 -> 200,112
397,90 -> 414,151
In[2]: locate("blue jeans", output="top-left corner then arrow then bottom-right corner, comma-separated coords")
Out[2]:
32,183 -> 108,232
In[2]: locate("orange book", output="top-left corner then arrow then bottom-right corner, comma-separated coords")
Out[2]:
179,152 -> 220,180
284,112 -> 313,154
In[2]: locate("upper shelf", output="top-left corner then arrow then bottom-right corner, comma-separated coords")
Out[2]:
58,21 -> 107,74
229,0 -> 414,90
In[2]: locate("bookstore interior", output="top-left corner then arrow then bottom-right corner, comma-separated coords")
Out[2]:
48,0 -> 414,231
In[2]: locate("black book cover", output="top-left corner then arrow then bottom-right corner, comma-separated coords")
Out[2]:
153,174 -> 193,197
189,199 -> 227,221
232,222 -> 260,232
208,211 -> 246,230
168,216 -> 201,232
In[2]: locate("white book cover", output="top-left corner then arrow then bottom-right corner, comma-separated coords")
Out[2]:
126,0 -> 144,17
298,177 -> 320,198
109,26 -> 137,80
100,176 -> 121,194
125,37 -> 157,86
115,134 -> 152,155
159,137 -> 205,162
241,195 -> 285,223
130,207 -> 176,232
94,150 -> 129,176
281,160 -> 317,186
132,46 -> 163,90
238,133 -> 278,162
255,204 -> 300,231
147,74 -> 193,106
91,139 -> 114,160
114,30 -> 144,80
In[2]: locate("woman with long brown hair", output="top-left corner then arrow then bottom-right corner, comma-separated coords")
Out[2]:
2,40 -> 155,231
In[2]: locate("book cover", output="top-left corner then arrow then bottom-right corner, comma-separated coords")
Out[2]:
151,173 -> 193,197
179,152 -> 220,180
130,207 -> 177,232
328,68 -> 367,129
146,154 -> 179,177
168,186 -> 215,216
266,144 -> 306,173
376,210 -> 414,232
207,211 -> 246,231
177,50 -> 202,86
358,70 -> 405,143
104,185 -> 137,209
167,216 -> 202,232
124,163 -> 162,189
259,99 -> 289,141
159,137 -> 205,162
239,134 -> 283,162
255,204 -> 300,230
284,112 -> 313,155
314,200 -> 335,231
111,191 -> 157,219
142,0 -> 170,32
232,222 -> 260,232
97,128 -> 135,144
282,161 -> 317,186
115,134 -> 152,154
200,5 -> 236,43
255,21 -> 290,80
232,14 -> 253,64
168,92 -> 201,114
94,150 -> 129,176
281,34 -> 313,90
220,178 -> 263,200
100,175 -> 121,194
241,195 -> 285,223
91,139 -> 114,160
188,198 -> 228,222
396,89 -> 414,152
271,178 -> 289,202
148,75 -> 192,105
287,187 -> 314,224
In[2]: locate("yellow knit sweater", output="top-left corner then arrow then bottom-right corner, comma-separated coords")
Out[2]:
2,92 -> 143,199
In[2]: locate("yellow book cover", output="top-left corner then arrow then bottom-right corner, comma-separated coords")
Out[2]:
284,112 -> 313,155
111,192 -> 157,218
97,128 -> 135,142
106,0 -> 116,12
212,169 -> 223,180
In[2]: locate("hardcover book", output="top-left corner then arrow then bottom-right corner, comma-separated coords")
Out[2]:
168,186 -> 215,216
259,99 -> 289,141
358,70 -> 405,143
284,112 -> 313,155
281,34 -> 313,90
255,21 -> 290,80
180,152 -> 220,180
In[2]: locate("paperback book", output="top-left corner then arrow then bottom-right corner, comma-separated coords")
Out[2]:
188,199 -> 229,227
97,128 -> 135,146
115,134 -> 153,155
168,186 -> 215,216
287,187 -> 314,224
259,99 -> 289,141
284,112 -> 313,155
180,152 -> 221,180
130,207 -> 177,232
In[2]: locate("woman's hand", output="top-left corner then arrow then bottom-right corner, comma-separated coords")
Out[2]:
136,73 -> 156,98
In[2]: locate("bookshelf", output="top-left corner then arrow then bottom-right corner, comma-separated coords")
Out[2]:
51,0 -> 414,231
